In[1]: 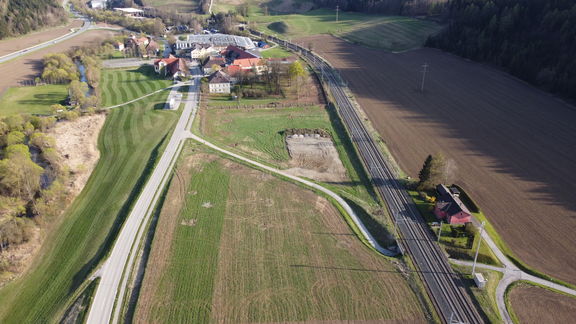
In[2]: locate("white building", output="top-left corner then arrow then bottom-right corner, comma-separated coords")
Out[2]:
208,71 -> 232,94
90,0 -> 107,9
190,44 -> 217,59
176,33 -> 256,51
473,272 -> 487,289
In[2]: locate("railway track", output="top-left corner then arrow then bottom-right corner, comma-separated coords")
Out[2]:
254,31 -> 484,324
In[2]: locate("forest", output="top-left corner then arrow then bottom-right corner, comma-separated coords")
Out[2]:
309,0 -> 446,16
427,0 -> 576,101
0,0 -> 67,39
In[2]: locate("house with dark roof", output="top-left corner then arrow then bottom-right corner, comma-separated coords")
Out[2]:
202,56 -> 226,75
207,71 -> 231,93
433,184 -> 472,224
154,55 -> 188,79
222,45 -> 266,75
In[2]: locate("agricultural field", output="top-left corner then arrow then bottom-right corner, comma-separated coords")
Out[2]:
134,150 -> 428,323
101,66 -> 173,107
0,29 -> 118,95
144,0 -> 199,12
508,284 -> 576,323
299,34 -> 576,288
260,46 -> 294,58
0,84 -> 68,116
198,105 -> 376,205
0,91 -> 179,323
244,7 -> 441,52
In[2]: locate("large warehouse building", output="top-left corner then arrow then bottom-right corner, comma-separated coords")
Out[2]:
175,33 -> 256,50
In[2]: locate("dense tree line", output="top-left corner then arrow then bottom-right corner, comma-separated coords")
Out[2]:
427,0 -> 576,101
310,0 -> 446,16
0,0 -> 67,39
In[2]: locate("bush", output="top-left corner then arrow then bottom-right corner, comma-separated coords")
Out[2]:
241,89 -> 266,98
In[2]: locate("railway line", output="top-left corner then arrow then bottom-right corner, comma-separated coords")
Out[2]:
254,31 -> 484,324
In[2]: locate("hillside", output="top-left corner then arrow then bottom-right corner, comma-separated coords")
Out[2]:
427,0 -> 576,101
0,0 -> 67,39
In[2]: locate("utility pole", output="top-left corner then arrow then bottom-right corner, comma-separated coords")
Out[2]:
420,62 -> 429,93
437,220 -> 443,243
471,221 -> 486,275
336,5 -> 339,23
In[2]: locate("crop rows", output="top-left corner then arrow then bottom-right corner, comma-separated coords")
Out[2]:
101,67 -> 172,107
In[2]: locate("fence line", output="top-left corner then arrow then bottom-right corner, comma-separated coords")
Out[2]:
205,101 -> 317,110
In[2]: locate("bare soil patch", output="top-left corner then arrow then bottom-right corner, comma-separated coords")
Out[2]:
299,34 -> 576,285
509,285 -> 576,323
0,29 -> 117,95
285,135 -> 347,182
0,20 -> 83,57
48,114 -> 107,195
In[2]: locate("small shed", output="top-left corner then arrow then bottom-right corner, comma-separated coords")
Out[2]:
473,272 -> 487,289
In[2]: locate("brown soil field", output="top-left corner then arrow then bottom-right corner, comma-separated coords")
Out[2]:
298,35 -> 576,286
0,29 -> 117,95
0,20 -> 83,57
285,135 -> 348,182
509,284 -> 576,323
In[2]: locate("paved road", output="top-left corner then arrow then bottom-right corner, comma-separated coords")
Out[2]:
0,18 -> 91,64
86,68 -> 201,324
255,31 -> 483,324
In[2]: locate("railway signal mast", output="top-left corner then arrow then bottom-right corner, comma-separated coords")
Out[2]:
420,62 -> 429,93
336,5 -> 339,23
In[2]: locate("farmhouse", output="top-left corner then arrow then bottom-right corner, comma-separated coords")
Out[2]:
154,55 -> 188,79
175,33 -> 256,51
434,184 -> 472,224
207,71 -> 232,94
222,45 -> 266,75
202,56 -> 225,74
190,44 -> 217,59
90,0 -> 107,9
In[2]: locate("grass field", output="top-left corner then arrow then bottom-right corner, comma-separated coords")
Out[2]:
0,91 -> 179,323
199,105 -> 376,205
0,84 -> 68,116
145,0 -> 198,12
248,8 -> 441,52
261,46 -> 294,58
101,66 -> 172,107
135,151 -> 428,323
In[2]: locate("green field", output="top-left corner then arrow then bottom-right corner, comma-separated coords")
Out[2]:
200,106 -> 375,204
0,84 -> 68,116
145,0 -> 198,12
0,91 -> 179,323
249,8 -> 442,52
101,66 -> 172,107
261,46 -> 294,58
135,151 -> 427,323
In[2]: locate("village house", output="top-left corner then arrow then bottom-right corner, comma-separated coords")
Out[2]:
154,55 -> 189,79
202,56 -> 225,75
433,185 -> 472,224
207,70 -> 232,94
222,45 -> 266,75
190,44 -> 217,59
90,0 -> 107,9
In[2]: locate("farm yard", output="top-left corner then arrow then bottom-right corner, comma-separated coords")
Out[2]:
298,34 -> 576,288
0,29 -> 118,95
508,284 -> 576,323
0,90 -> 179,323
0,84 -> 68,116
134,150 -> 429,323
101,66 -> 173,107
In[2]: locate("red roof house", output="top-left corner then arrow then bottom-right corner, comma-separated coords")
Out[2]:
433,185 -> 472,224
154,55 -> 188,79
222,45 -> 265,74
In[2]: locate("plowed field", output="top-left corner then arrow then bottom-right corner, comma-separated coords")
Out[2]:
509,285 -> 576,323
0,20 -> 83,56
299,34 -> 576,286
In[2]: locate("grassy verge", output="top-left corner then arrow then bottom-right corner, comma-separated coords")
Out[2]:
261,46 -> 294,58
452,264 -> 503,323
101,66 -> 172,107
0,84 -> 68,116
0,90 -> 179,323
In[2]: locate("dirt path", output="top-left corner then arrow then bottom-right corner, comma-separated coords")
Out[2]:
0,20 -> 83,57
298,34 -> 576,286
0,29 -> 117,95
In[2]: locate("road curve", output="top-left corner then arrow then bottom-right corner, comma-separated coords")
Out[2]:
86,69 -> 201,324
254,30 -> 484,324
